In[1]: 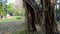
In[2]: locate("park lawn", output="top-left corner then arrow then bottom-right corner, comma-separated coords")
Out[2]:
0,16 -> 22,23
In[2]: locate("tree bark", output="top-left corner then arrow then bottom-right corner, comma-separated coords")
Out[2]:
26,2 -> 37,31
23,0 -> 59,33
23,0 -> 37,31
41,0 -> 59,34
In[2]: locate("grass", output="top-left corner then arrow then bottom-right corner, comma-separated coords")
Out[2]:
0,16 -> 22,23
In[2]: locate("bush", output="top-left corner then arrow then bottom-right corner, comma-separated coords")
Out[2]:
15,16 -> 21,19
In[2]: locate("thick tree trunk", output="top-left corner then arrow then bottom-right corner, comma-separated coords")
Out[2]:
23,0 -> 37,31
26,2 -> 37,31
23,0 -> 59,34
23,0 -> 43,25
41,0 -> 59,34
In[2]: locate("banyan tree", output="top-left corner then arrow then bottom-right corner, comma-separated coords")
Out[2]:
23,0 -> 59,34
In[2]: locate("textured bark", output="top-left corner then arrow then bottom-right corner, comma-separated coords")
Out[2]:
23,0 -> 37,31
23,0 -> 59,33
36,0 -> 43,25
41,0 -> 59,34
26,2 -> 37,31
23,0 -> 43,25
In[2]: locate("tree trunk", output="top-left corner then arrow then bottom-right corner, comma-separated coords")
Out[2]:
23,0 -> 37,31
26,2 -> 37,31
23,0 -> 59,34
41,0 -> 59,34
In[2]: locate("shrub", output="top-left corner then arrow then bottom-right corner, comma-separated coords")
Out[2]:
15,16 -> 21,19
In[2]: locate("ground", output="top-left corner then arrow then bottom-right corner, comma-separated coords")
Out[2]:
0,16 -> 60,34
0,16 -> 27,34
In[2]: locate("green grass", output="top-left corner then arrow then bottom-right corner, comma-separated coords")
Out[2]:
0,16 -> 22,23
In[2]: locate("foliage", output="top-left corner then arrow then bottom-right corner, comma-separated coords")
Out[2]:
7,3 -> 14,16
13,11 -> 19,16
7,3 -> 25,16
0,2 -> 7,17
7,3 -> 13,11
19,10 -> 25,16
0,2 -> 2,14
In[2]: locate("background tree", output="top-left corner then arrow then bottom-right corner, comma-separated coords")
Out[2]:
7,3 -> 14,16
0,2 -> 2,19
